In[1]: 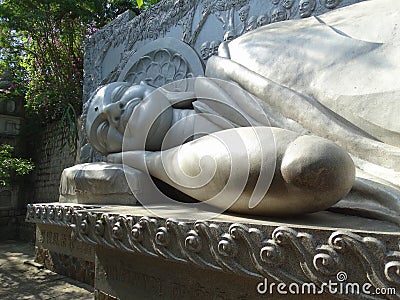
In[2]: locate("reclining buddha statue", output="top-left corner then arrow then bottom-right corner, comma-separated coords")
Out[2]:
83,0 -> 400,223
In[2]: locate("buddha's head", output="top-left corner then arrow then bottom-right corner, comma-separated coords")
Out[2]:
84,81 -> 155,155
271,7 -> 287,23
257,15 -> 268,27
323,0 -> 340,9
239,5 -> 250,22
282,0 -> 295,9
299,0 -> 316,18
200,41 -> 210,60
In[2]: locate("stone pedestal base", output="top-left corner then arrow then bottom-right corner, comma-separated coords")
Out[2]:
94,246 -> 336,300
33,211 -> 96,285
96,246 -> 262,299
26,203 -> 400,299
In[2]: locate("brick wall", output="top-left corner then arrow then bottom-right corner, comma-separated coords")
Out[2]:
30,123 -> 77,204
0,208 -> 34,242
1,122 -> 78,242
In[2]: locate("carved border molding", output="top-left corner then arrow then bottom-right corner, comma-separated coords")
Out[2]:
26,204 -> 400,299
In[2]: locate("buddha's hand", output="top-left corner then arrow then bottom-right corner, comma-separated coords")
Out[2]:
107,151 -> 149,172
107,152 -> 123,164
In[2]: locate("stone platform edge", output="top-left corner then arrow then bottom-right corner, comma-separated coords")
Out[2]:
26,203 -> 400,299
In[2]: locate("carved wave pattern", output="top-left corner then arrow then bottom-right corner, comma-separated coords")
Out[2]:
26,204 -> 400,299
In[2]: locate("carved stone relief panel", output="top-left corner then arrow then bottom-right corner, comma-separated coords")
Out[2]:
83,0 -> 366,104
118,38 -> 205,87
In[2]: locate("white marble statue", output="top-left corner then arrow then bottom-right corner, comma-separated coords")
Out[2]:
83,0 -> 400,221
206,0 -> 400,186
203,0 -> 400,222
85,79 -> 355,215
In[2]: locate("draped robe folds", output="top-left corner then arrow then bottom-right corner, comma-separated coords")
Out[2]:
193,0 -> 400,223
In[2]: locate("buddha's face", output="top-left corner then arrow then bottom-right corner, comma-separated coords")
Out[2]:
213,41 -> 220,54
85,82 -> 154,155
324,0 -> 340,9
239,6 -> 249,22
271,7 -> 286,23
282,0 -> 295,9
209,41 -> 217,55
200,42 -> 209,60
299,0 -> 315,18
257,15 -> 268,27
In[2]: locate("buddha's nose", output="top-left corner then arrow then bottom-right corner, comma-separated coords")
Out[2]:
104,102 -> 123,127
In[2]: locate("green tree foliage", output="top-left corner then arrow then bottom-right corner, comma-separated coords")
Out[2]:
0,144 -> 34,188
0,24 -> 27,103
136,0 -> 162,9
1,0 -> 112,122
0,0 -> 161,150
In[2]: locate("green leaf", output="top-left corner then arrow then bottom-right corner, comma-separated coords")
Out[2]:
0,143 -> 34,187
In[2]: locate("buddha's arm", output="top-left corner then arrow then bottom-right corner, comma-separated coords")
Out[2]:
109,127 -> 355,216
159,88 -> 196,109
123,93 -> 173,151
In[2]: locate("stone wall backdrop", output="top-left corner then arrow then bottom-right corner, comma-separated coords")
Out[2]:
30,123 -> 77,204
14,122 -> 77,242
0,88 -> 30,240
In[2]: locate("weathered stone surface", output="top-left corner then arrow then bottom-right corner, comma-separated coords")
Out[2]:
95,246 -> 335,299
35,224 -> 95,262
34,224 -> 96,285
59,163 -> 142,205
32,123 -> 76,203
26,203 -> 400,299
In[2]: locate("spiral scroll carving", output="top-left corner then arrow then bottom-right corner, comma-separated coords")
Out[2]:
26,204 -> 400,299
